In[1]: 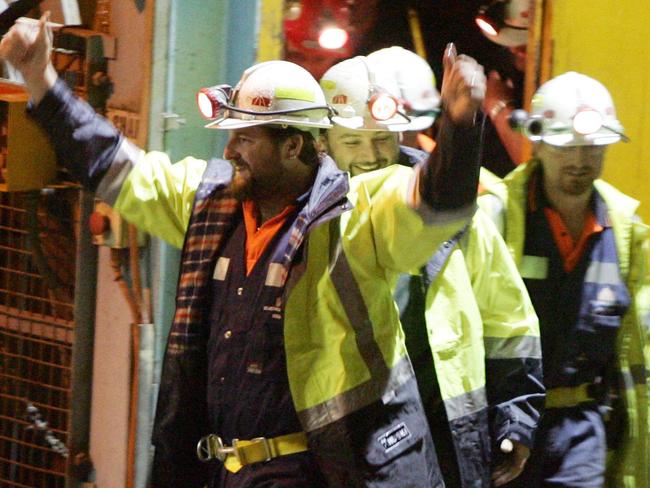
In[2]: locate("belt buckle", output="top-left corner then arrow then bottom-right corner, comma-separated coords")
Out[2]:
250,437 -> 274,462
197,434 -> 236,462
231,437 -> 273,464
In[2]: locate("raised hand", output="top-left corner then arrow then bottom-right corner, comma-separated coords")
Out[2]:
440,42 -> 486,126
0,12 -> 57,103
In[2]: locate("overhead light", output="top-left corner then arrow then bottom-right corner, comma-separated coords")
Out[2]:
318,25 -> 349,50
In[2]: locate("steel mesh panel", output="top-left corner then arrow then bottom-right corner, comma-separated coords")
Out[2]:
0,190 -> 78,487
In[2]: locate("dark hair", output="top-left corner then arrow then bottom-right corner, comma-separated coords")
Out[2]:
263,125 -> 320,168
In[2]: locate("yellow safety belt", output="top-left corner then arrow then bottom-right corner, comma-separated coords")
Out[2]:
546,383 -> 595,409
197,431 -> 309,473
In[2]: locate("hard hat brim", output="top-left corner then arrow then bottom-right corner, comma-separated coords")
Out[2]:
539,132 -> 622,146
388,115 -> 435,132
331,115 -> 420,132
483,26 -> 528,47
206,116 -> 332,130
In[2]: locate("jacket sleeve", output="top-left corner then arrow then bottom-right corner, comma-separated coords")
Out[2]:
466,209 -> 545,449
366,114 -> 483,272
418,113 -> 483,213
28,79 -> 203,248
630,219 -> 650,359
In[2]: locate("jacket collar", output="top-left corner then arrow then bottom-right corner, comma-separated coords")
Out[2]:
304,153 -> 351,224
398,145 -> 428,167
506,158 -> 642,276
199,155 -> 350,220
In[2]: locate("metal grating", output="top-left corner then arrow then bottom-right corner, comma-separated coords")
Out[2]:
0,190 -> 79,487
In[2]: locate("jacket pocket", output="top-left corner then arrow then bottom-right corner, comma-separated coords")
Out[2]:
579,300 -> 624,364
308,376 -> 441,487
346,377 -> 428,469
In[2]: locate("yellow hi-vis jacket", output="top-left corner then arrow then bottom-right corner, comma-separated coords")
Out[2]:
108,149 -> 473,486
479,160 -> 650,488
396,148 -> 544,486
422,208 -> 543,485
28,78 -> 483,487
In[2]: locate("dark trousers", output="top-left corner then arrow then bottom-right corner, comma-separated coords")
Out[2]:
210,452 -> 328,488
505,404 -> 606,488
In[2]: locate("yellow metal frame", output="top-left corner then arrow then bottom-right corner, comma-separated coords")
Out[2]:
257,0 -> 285,62
0,82 -> 56,191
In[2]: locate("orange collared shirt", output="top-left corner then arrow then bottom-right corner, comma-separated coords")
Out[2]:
527,171 -> 604,274
242,200 -> 296,275
543,207 -> 604,273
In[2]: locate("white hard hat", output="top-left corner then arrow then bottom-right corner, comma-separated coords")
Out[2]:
319,56 -> 411,132
205,60 -> 332,132
527,72 -> 625,146
477,0 -> 531,47
366,46 -> 440,131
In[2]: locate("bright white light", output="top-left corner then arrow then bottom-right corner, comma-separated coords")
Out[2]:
573,109 -> 603,135
475,17 -> 498,36
318,26 -> 349,50
197,92 -> 215,119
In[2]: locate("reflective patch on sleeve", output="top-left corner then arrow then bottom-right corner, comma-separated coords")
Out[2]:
585,261 -> 622,286
520,255 -> 548,280
266,263 -> 288,287
275,87 -> 316,102
95,140 -> 143,206
212,257 -> 230,281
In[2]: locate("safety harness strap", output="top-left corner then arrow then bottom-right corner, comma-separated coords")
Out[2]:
197,431 -> 309,473
545,383 -> 595,409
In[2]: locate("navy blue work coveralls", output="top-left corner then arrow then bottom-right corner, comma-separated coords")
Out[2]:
505,171 -> 630,488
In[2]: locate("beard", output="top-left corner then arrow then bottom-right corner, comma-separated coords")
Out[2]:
560,168 -> 596,196
229,158 -> 285,201
562,178 -> 594,196
230,160 -> 254,200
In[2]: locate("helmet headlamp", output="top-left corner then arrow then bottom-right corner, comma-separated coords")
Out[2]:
508,108 -> 629,145
572,108 -> 603,135
368,90 -> 399,121
196,83 -> 332,122
196,85 -> 233,120
476,0 -> 530,47
475,0 -> 506,38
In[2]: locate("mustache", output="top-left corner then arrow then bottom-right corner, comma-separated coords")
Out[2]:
562,166 -> 594,173
230,158 -> 248,169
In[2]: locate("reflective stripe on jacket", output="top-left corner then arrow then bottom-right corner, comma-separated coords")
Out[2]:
109,152 -> 471,486
425,208 -> 543,486
398,147 -> 544,486
479,159 -> 650,488
27,78 -> 482,487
